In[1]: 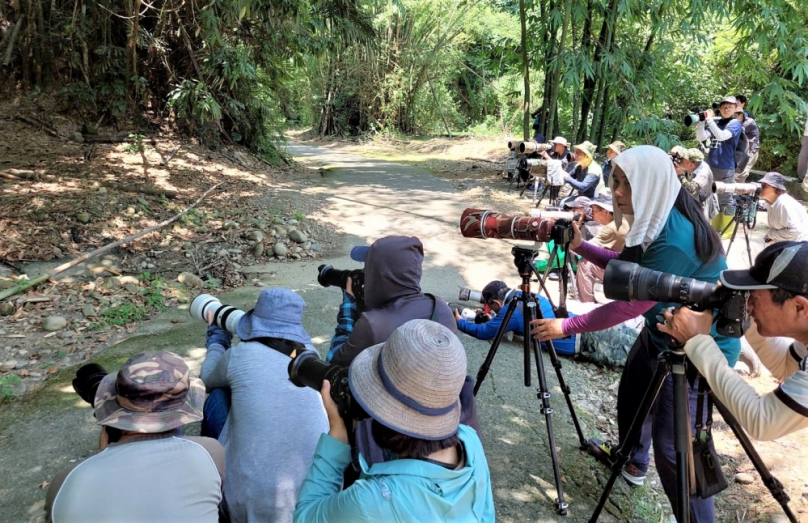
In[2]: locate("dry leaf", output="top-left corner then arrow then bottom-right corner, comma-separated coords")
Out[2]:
18,369 -> 28,377
170,319 -> 183,324
48,366 -> 57,375
39,480 -> 50,489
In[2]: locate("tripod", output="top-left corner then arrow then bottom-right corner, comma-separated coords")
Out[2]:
589,348 -> 797,523
474,246 -> 587,516
537,233 -> 578,313
720,194 -> 758,266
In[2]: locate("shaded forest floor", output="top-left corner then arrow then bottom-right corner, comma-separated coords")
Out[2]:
0,101 -> 339,401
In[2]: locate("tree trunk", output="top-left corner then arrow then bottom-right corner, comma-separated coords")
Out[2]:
545,0 -> 571,139
579,0 -> 617,143
519,0 -> 530,140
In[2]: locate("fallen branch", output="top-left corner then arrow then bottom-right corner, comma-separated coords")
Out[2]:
99,181 -> 178,199
159,145 -> 182,166
14,115 -> 59,137
81,133 -> 139,143
0,183 -> 222,301
0,172 -> 19,180
464,157 -> 500,164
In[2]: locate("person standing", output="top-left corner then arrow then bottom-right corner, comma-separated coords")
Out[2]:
799,116 -> 808,185
696,95 -> 743,235
733,106 -> 760,183
601,141 -> 626,186
575,194 -> 630,303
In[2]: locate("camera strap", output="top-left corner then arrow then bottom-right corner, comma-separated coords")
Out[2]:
694,378 -> 714,442
424,293 -> 440,322
244,337 -> 299,358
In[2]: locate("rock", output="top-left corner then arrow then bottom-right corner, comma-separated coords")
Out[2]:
291,253 -> 301,260
288,219 -> 299,225
251,243 -> 264,257
101,277 -> 122,289
76,212 -> 91,224
126,206 -> 136,215
218,249 -> 229,258
222,220 -> 239,230
1,360 -> 17,371
182,242 -> 194,251
292,247 -> 303,254
15,361 -> 28,370
770,515 -> 788,523
98,187 -> 107,194
273,243 -> 288,257
124,283 -> 139,293
272,217 -> 284,225
735,472 -> 755,484
309,243 -> 323,252
0,302 -> 14,316
246,230 -> 264,242
178,272 -> 204,288
82,305 -> 96,317
289,230 -> 308,243
70,132 -> 84,143
42,316 -> 68,332
302,241 -> 311,250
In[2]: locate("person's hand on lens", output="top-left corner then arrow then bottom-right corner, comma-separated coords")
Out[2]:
530,318 -> 565,341
345,277 -> 354,299
656,307 -> 713,344
454,308 -> 462,322
705,109 -> 715,120
206,311 -> 214,326
320,380 -> 349,445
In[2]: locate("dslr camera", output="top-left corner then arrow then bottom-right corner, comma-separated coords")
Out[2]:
317,265 -> 366,311
684,102 -> 721,127
604,260 -> 749,338
288,352 -> 367,422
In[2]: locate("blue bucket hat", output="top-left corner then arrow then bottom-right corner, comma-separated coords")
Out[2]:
236,288 -> 313,345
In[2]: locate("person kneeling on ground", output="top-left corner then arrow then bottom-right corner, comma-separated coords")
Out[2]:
659,241 -> 808,441
200,287 -> 328,523
759,172 -> 808,244
575,194 -> 631,303
46,351 -> 225,523
454,280 -> 576,355
294,319 -> 495,523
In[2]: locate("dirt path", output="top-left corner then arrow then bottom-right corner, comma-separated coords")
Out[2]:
0,140 -> 803,522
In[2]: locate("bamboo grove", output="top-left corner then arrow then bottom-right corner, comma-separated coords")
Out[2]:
0,0 -> 807,171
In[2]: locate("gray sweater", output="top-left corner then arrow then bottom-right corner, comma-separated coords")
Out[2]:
201,340 -> 328,523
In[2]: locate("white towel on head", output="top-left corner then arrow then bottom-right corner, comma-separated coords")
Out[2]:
611,145 -> 682,250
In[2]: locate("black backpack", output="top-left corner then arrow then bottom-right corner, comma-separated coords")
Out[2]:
734,126 -> 750,171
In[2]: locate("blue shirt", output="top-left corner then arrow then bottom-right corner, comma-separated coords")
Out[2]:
707,118 -> 742,170
457,294 -> 577,355
619,207 -> 741,366
294,425 -> 495,523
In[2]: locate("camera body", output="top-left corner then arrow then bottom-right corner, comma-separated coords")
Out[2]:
317,265 -> 366,311
460,307 -> 491,324
287,351 -> 367,421
189,294 -> 245,334
603,260 -> 749,338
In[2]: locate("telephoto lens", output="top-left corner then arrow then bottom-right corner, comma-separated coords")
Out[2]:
287,352 -> 367,421
458,288 -> 484,303
189,294 -> 245,334
712,181 -> 761,197
460,208 -> 554,242
529,209 -> 579,221
72,363 -> 109,405
603,260 -> 723,309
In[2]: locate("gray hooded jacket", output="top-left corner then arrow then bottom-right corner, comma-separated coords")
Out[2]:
330,236 -> 456,367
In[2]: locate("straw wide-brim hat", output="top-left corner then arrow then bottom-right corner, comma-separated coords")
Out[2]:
349,319 -> 467,440
93,351 -> 205,433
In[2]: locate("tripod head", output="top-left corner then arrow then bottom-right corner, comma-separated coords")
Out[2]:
732,193 -> 759,228
511,246 -> 539,277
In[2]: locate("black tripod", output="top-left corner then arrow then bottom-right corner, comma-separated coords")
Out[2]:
474,246 -> 587,516
537,233 -> 577,313
589,348 -> 797,523
720,194 -> 758,266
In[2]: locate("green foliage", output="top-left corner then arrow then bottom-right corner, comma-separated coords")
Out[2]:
125,134 -> 146,154
0,375 -> 23,403
100,302 -> 149,326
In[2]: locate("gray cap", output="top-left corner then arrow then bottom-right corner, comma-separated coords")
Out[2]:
760,172 -> 787,191
563,196 -> 591,209
590,193 -> 614,213
720,95 -> 738,105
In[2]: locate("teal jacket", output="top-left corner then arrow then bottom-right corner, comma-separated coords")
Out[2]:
293,425 -> 495,522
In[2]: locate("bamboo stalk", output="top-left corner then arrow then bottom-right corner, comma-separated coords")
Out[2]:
0,183 -> 221,301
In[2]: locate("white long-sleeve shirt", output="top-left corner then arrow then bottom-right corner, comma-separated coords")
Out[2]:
765,193 -> 808,243
696,118 -> 733,142
684,320 -> 808,441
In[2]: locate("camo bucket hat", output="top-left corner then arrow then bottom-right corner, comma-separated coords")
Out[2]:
94,351 -> 204,433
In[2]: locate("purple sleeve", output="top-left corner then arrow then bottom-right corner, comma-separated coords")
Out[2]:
562,300 -> 655,335
573,241 -> 621,269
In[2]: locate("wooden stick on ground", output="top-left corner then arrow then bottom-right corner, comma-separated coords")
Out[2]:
0,183 -> 222,301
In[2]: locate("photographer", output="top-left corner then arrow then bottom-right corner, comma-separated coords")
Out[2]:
695,95 -> 743,234
759,172 -> 808,243
200,288 -> 328,523
658,241 -> 808,441
679,148 -> 715,218
326,235 -> 456,367
800,116 -> 808,184
46,351 -> 225,523
562,141 -> 604,201
733,106 -> 760,183
453,280 -> 576,355
293,319 -> 495,523
530,146 -> 739,520
575,194 -> 631,303
601,141 -> 625,186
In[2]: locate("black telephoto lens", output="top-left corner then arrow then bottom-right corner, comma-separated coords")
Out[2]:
603,260 -> 723,309
317,265 -> 350,289
72,363 -> 109,405
288,352 -> 367,421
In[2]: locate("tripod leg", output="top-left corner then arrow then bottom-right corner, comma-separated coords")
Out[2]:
589,355 -> 671,523
533,302 -> 586,446
725,217 -> 740,257
524,296 -> 569,515
743,223 -> 754,266
711,397 -> 798,523
672,361 -> 691,523
473,298 -> 521,396
536,185 -> 551,208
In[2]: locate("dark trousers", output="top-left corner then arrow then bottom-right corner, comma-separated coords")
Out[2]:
616,328 -> 715,523
201,388 -> 230,440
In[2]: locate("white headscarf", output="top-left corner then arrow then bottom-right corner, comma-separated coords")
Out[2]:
611,145 -> 682,250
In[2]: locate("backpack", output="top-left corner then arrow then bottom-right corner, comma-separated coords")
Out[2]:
734,126 -> 750,171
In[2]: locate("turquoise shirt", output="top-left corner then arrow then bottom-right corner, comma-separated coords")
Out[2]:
620,207 -> 741,366
294,424 -> 495,523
